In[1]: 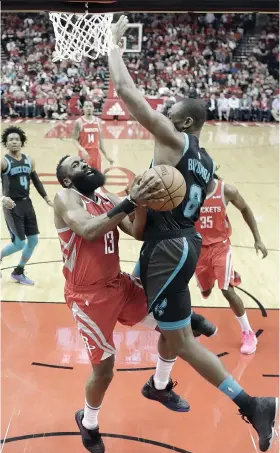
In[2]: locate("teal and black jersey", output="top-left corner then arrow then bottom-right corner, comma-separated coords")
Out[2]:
2,153 -> 32,199
144,133 -> 215,240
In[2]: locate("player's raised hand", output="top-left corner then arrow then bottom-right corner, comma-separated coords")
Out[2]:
254,240 -> 268,259
1,196 -> 16,210
111,15 -> 129,45
130,175 -> 165,207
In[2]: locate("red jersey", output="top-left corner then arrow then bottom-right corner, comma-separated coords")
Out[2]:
78,116 -> 100,153
57,191 -> 120,286
196,180 -> 232,246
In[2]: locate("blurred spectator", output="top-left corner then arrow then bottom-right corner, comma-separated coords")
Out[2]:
217,93 -> 230,120
240,93 -> 252,121
207,94 -> 218,120
0,12 -> 279,122
228,95 -> 240,121
271,95 -> 280,121
251,96 -> 261,121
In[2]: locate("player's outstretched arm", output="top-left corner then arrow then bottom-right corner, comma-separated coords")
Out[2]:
225,183 -> 268,258
54,189 -> 130,241
105,192 -> 135,236
54,175 -> 164,241
108,17 -> 181,149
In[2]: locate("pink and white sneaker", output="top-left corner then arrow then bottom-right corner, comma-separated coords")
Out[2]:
241,331 -> 258,355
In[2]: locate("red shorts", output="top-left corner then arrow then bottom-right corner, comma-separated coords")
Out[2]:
195,239 -> 241,295
65,272 -> 147,365
79,149 -> 101,171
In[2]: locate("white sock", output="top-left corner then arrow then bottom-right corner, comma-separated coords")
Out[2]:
82,401 -> 101,430
236,312 -> 253,333
154,355 -> 177,390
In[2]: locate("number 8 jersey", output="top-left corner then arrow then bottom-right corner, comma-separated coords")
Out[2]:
195,179 -> 232,246
144,134 -> 215,238
57,191 -> 120,286
2,153 -> 32,198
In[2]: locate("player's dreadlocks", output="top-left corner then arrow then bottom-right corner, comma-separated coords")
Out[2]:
56,155 -> 70,187
1,126 -> 27,147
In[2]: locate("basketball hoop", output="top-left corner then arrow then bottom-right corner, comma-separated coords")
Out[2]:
49,6 -> 114,63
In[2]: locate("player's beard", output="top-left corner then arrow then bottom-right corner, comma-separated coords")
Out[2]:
72,168 -> 106,196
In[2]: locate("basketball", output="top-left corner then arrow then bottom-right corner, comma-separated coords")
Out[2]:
142,165 -> 186,211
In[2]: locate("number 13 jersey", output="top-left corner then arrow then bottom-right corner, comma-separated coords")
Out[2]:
57,191 -> 120,286
195,179 -> 232,246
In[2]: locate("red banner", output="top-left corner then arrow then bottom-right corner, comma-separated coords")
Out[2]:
146,98 -> 164,111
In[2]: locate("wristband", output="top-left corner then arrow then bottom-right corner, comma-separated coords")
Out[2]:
107,196 -> 137,218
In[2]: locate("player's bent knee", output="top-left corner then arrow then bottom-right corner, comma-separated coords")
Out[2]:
160,323 -> 195,356
221,286 -> 235,300
27,234 -> 39,248
91,355 -> 114,383
14,237 -> 26,251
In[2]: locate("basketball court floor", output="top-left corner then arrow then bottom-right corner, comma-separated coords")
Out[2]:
1,119 -> 279,453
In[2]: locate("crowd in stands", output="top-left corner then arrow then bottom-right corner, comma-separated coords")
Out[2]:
1,12 -> 279,121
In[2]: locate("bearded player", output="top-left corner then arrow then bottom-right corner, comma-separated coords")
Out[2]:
195,174 -> 267,354
54,156 -> 192,453
72,100 -> 113,170
107,16 -> 278,452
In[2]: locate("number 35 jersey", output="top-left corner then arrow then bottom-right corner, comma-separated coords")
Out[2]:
2,153 -> 32,199
57,191 -> 120,287
195,179 -> 232,246
144,133 -> 215,238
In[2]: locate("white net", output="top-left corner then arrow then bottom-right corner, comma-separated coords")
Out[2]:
49,12 -> 114,62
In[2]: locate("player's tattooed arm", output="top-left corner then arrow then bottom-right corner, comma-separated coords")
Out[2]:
105,193 -> 134,236
225,183 -> 268,258
108,16 -> 183,153
54,189 -> 130,241
72,119 -> 89,160
29,157 -> 53,207
54,176 -> 164,241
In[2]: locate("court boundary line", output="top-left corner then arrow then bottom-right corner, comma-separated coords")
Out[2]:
0,431 -> 192,452
32,362 -> 73,370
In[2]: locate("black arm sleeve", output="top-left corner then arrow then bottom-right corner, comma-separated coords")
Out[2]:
30,171 -> 47,199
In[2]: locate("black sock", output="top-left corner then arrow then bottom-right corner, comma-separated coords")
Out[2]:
14,265 -> 24,275
233,390 -> 255,414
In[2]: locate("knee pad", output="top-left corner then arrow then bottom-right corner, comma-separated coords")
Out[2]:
14,237 -> 26,252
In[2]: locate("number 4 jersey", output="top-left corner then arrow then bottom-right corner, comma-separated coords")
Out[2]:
2,153 -> 32,199
195,179 -> 232,245
143,134 -> 215,239
57,191 -> 120,286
